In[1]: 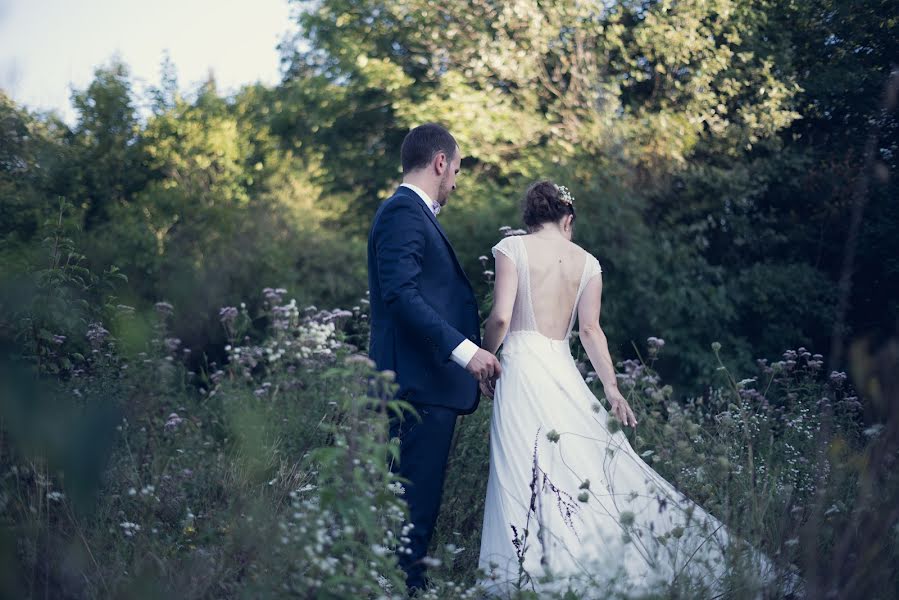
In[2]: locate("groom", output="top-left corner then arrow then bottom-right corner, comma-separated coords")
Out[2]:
367,123 -> 501,592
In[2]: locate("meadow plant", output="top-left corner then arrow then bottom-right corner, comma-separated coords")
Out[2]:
1,235 -> 894,598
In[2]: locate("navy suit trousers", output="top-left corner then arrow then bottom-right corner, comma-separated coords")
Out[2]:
389,402 -> 458,592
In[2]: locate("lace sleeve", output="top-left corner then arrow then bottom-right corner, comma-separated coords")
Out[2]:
491,236 -> 517,266
586,254 -> 602,280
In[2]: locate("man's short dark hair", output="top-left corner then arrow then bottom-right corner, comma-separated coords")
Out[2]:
400,123 -> 458,174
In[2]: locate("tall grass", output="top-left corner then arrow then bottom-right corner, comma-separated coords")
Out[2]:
1,228 -> 896,598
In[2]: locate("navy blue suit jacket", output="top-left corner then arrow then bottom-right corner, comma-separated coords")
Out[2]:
367,186 -> 481,414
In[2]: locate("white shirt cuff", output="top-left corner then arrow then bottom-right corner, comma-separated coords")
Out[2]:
450,338 -> 480,368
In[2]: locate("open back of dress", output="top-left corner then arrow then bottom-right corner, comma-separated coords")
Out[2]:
491,234 -> 601,341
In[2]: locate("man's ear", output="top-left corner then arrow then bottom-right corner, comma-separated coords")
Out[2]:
433,151 -> 447,176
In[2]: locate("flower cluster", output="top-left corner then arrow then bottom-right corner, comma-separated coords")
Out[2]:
275,481 -> 410,595
498,225 -> 527,237
218,288 -> 354,395
86,322 -> 111,348
554,183 -> 575,206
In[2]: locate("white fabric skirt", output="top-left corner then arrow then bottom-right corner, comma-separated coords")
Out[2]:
477,331 -> 772,598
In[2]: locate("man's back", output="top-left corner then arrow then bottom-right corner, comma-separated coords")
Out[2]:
367,187 -> 481,414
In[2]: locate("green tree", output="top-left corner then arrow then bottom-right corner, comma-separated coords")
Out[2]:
282,0 -> 808,386
70,60 -> 148,230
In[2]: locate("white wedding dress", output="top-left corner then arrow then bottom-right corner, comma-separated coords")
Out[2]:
477,234 -> 786,598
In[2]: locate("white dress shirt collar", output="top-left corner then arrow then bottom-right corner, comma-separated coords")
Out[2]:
400,182 -> 441,217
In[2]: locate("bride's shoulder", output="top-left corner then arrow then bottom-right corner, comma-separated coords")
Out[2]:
498,233 -> 530,249
494,234 -> 520,249
492,234 -> 521,262
570,242 -> 602,273
567,240 -> 591,257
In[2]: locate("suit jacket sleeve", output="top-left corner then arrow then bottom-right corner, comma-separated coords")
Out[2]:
373,198 -> 468,361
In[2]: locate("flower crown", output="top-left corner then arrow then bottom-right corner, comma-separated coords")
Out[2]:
554,183 -> 574,206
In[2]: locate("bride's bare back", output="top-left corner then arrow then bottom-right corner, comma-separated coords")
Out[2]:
491,234 -> 601,341
521,236 -> 589,340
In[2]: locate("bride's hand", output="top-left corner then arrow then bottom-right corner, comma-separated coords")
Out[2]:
607,389 -> 637,428
479,376 -> 497,399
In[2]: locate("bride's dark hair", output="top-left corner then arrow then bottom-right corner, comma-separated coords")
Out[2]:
523,180 -> 576,230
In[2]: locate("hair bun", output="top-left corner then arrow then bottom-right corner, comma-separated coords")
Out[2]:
522,180 -> 575,230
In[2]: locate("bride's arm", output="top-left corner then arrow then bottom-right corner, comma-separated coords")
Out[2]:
482,251 -> 517,355
577,274 -> 638,428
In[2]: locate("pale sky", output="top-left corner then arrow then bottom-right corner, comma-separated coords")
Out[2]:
0,0 -> 295,124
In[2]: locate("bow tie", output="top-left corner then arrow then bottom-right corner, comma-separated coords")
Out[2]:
431,201 -> 441,217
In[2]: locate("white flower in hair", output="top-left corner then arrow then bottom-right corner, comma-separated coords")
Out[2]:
554,183 -> 574,206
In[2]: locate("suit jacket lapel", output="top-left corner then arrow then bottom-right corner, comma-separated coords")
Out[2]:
394,187 -> 474,292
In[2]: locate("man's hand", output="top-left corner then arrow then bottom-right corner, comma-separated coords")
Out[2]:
466,348 -> 501,382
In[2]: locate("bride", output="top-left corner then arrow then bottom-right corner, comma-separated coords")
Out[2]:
476,181 -> 789,598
